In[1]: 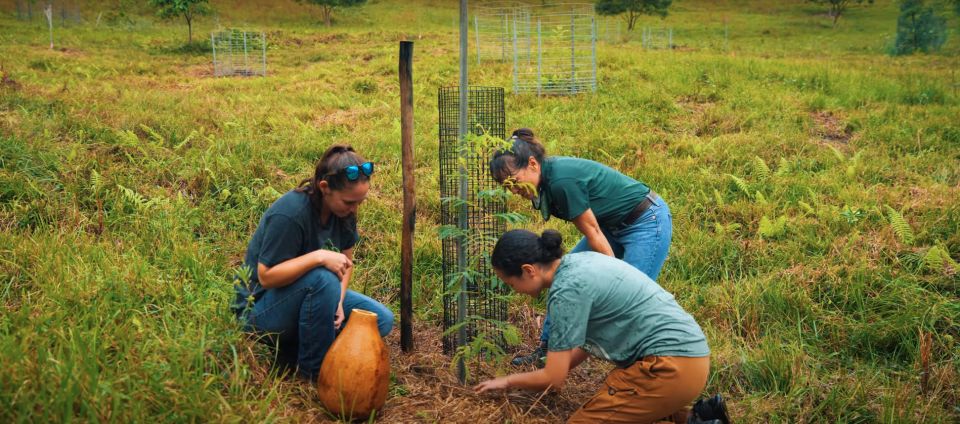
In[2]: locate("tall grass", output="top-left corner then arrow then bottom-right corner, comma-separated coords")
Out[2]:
0,0 -> 958,421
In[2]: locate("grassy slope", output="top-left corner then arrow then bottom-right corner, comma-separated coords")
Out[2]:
0,0 -> 958,421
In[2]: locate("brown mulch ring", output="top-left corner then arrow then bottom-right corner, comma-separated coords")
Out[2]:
810,110 -> 853,144
248,313 -> 615,422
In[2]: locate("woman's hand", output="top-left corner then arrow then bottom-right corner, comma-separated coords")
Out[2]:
334,302 -> 345,329
473,376 -> 510,394
315,250 -> 353,279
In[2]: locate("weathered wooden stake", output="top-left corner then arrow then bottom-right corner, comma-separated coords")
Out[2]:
399,40 -> 416,353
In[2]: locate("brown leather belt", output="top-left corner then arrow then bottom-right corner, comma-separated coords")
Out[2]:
616,192 -> 657,230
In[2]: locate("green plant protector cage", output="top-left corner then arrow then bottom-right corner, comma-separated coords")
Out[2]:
438,86 -> 508,355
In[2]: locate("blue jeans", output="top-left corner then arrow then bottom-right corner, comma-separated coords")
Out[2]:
239,267 -> 394,378
540,196 -> 672,344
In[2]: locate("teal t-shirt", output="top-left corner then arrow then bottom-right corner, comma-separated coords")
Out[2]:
538,157 -> 651,229
233,190 -> 359,312
547,252 -> 709,367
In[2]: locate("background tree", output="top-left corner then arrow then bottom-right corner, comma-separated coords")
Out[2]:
807,0 -> 875,27
594,0 -> 672,31
148,0 -> 211,43
298,0 -> 367,27
893,0 -> 948,55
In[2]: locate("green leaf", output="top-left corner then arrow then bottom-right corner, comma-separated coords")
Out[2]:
884,205 -> 914,245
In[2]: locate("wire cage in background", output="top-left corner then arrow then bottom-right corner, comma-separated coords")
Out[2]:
15,0 -> 81,23
512,3 -> 597,96
438,86 -> 508,357
211,29 -> 267,77
473,2 -> 533,64
642,27 -> 674,50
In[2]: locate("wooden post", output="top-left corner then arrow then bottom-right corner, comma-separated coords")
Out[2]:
399,41 -> 416,353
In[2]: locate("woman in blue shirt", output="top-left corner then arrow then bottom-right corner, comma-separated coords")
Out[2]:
233,145 -> 393,379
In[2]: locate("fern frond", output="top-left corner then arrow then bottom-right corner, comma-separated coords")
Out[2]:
725,173 -> 750,196
754,191 -> 767,205
884,205 -> 914,245
775,157 -> 790,176
117,184 -> 147,209
752,156 -> 770,181
923,245 -> 958,272
90,169 -> 104,194
713,189 -> 725,206
758,215 -> 788,240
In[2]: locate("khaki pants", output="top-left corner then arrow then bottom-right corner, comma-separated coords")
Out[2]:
567,355 -> 710,424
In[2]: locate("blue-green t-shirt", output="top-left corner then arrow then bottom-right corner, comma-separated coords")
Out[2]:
233,190 -> 358,312
547,252 -> 709,367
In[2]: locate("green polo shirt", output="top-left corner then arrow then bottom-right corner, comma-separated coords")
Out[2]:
548,252 -> 710,367
537,157 -> 650,229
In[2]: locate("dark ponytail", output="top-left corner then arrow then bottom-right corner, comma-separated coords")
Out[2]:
296,144 -> 368,209
491,229 -> 564,277
489,128 -> 548,184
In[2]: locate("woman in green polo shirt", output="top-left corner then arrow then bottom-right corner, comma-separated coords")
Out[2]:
475,229 -> 727,424
490,128 -> 673,366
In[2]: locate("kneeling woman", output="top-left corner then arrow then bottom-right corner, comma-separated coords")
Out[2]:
490,128 -> 673,366
232,145 -> 394,379
475,230 -> 712,424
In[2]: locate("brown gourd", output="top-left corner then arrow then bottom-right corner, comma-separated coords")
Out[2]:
316,309 -> 390,420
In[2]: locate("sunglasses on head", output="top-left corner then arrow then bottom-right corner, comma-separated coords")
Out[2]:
333,162 -> 374,181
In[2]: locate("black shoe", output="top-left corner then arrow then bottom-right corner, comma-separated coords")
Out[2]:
689,394 -> 730,424
510,342 -> 547,368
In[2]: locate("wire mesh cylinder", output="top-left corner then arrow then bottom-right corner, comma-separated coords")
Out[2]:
438,86 -> 508,356
642,27 -> 674,50
473,2 -> 532,64
211,29 -> 267,77
513,3 -> 597,95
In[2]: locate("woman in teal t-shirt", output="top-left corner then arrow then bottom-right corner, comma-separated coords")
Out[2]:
233,145 -> 394,380
490,128 -> 673,366
475,229 -> 727,424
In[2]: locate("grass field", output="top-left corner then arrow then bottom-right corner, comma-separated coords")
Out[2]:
1,0 -> 959,422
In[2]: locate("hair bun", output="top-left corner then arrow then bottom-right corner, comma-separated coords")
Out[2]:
512,128 -> 535,139
538,230 -> 564,260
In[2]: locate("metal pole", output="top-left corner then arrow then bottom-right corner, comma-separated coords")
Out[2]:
669,28 -> 673,49
501,13 -> 507,61
570,13 -> 575,94
261,32 -> 267,76
512,15 -> 518,93
211,33 -> 218,76
475,15 -> 481,65
399,41 -> 416,354
242,31 -> 249,74
537,19 -> 542,96
591,17 -> 597,92
457,0 -> 469,385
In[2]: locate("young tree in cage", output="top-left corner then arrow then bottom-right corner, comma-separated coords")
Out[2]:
594,0 -> 672,31
298,0 -> 367,27
148,0 -> 212,43
806,0 -> 874,27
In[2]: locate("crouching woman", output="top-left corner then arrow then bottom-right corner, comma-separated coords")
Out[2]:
232,144 -> 394,380
475,229 -> 720,424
